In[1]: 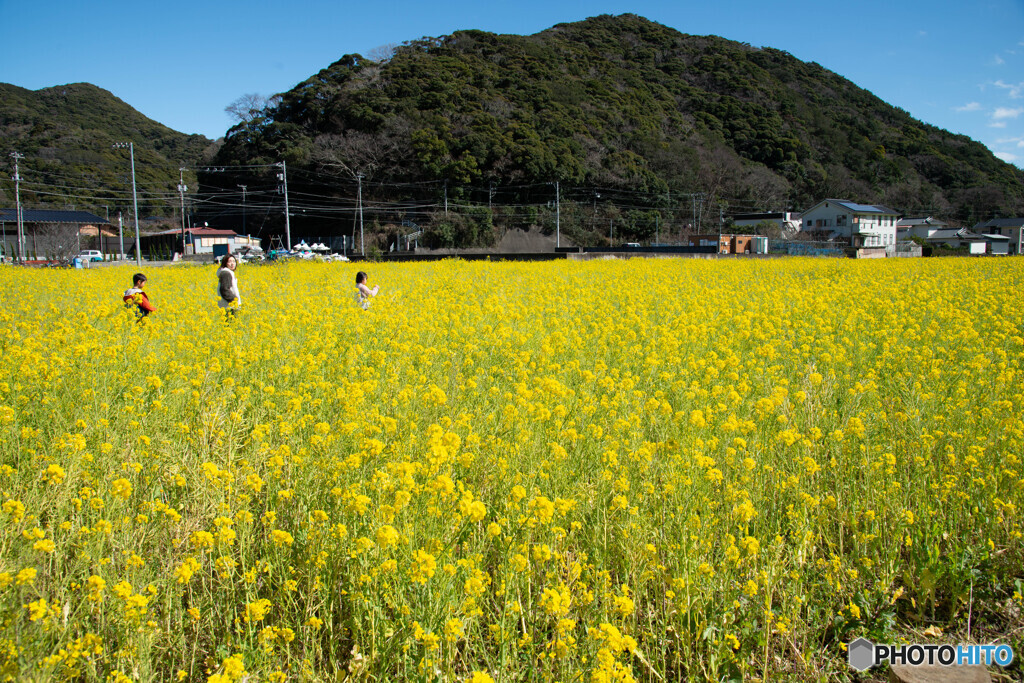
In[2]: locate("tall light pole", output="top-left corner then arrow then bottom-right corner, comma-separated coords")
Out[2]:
277,161 -> 291,250
178,167 -> 188,256
10,152 -> 26,262
113,142 -> 141,266
357,173 -> 364,256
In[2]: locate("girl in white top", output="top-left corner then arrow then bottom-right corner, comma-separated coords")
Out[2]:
217,255 -> 241,315
355,271 -> 379,309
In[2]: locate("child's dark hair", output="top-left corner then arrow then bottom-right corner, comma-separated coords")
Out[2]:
133,273 -> 147,286
356,271 -> 367,284
220,254 -> 234,268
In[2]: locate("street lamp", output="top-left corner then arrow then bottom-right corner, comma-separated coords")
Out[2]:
113,142 -> 141,266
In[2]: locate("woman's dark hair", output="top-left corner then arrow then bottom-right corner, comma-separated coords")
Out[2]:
220,254 -> 234,268
132,273 -> 147,286
356,271 -> 367,284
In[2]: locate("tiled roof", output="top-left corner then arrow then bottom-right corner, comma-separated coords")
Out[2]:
974,218 -> 1024,229
0,209 -> 109,224
148,227 -> 240,237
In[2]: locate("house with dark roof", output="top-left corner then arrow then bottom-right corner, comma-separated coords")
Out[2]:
0,209 -> 111,259
972,218 -> 1024,255
924,228 -> 1010,255
896,216 -> 949,241
141,226 -> 261,257
798,200 -> 900,249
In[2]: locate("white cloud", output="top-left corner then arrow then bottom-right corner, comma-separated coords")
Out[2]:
918,30 -> 927,37
989,121 -> 1008,128
955,102 -> 983,112
994,151 -> 1019,163
993,106 -> 1024,119
993,55 -> 1006,65
995,136 -> 1024,146
994,80 -> 1024,98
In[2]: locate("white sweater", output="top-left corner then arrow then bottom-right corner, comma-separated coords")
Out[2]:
217,268 -> 240,308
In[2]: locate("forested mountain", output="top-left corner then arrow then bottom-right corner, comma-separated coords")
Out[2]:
205,14 -> 1024,247
0,83 -> 214,219
3,16 -> 1022,248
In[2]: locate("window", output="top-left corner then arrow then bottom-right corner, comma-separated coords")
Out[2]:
837,214 -> 847,226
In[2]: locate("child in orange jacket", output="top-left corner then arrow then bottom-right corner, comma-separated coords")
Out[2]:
123,273 -> 156,318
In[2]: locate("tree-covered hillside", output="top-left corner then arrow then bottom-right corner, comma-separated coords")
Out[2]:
204,14 -> 1024,247
0,83 -> 214,219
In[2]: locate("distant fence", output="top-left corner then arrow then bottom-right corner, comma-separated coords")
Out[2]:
768,241 -> 846,257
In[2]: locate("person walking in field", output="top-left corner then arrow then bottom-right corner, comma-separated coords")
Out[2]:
123,273 -> 156,319
355,271 -> 379,309
218,255 -> 241,317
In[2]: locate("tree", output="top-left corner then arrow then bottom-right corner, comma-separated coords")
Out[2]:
225,94 -> 273,125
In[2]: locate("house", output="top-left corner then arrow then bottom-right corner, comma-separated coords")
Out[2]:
730,211 -> 802,236
685,234 -> 766,254
799,200 -> 899,249
896,216 -> 948,241
142,226 -> 262,256
0,209 -> 110,259
924,228 -> 1008,255
972,218 -> 1024,255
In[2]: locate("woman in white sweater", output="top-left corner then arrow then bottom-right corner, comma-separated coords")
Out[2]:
217,255 -> 241,317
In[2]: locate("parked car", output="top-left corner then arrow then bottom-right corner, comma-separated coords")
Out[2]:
77,250 -> 104,262
622,242 -> 641,249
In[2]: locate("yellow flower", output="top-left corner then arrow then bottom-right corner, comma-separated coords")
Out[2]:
270,529 -> 294,546
175,557 -> 201,584
110,478 -> 132,499
540,585 -> 572,617
375,524 -> 400,548
44,464 -> 66,485
410,549 -> 436,584
243,599 -> 272,623
86,575 -> 106,601
26,598 -> 48,621
192,530 -> 215,550
33,538 -> 55,554
2,499 -> 26,522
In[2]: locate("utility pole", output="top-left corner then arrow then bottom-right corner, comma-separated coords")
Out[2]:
276,161 -> 292,250
10,152 -> 24,262
357,173 -> 365,256
443,179 -> 448,216
555,180 -> 560,249
178,168 -> 188,256
237,184 -> 247,237
113,142 -> 141,266
719,204 -> 724,255
118,213 -> 124,259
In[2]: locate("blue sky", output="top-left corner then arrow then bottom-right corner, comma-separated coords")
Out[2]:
2,0 -> 1023,168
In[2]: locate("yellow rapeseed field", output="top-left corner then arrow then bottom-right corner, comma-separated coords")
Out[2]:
0,257 -> 1021,682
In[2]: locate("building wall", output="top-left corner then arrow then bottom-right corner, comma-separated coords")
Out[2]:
801,203 -> 897,247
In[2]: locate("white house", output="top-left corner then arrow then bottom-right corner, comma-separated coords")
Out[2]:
799,200 -> 900,248
925,228 -> 1010,255
972,218 -> 1024,255
896,216 -> 948,241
